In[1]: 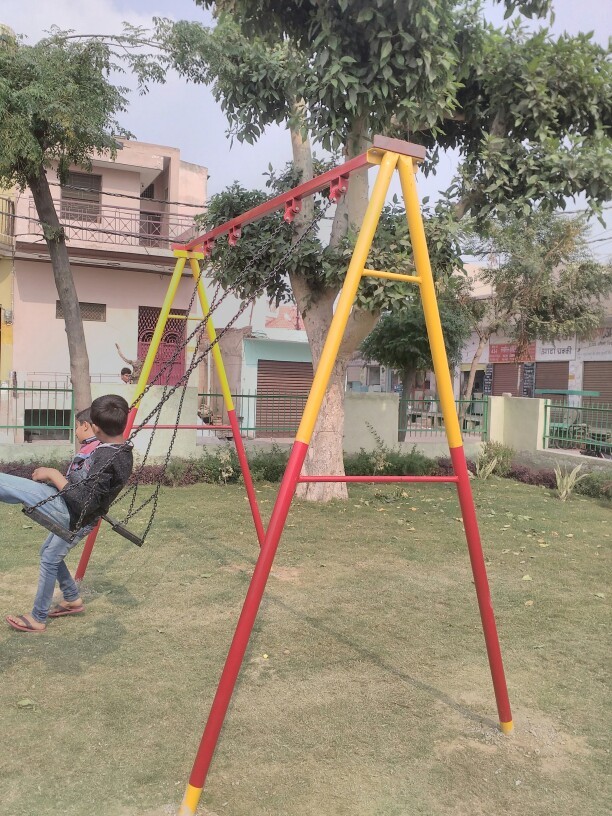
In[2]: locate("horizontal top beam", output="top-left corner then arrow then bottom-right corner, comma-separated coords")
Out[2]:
174,136 -> 425,253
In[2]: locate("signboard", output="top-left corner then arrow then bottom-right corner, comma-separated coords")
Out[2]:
483,364 -> 493,396
521,363 -> 536,398
536,338 -> 576,361
576,328 -> 612,361
489,341 -> 536,363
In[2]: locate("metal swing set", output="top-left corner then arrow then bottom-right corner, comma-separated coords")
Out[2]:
27,136 -> 513,816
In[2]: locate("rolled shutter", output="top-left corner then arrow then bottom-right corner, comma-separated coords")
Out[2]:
535,362 -> 569,402
583,361 -> 612,405
492,363 -> 522,396
256,360 -> 314,438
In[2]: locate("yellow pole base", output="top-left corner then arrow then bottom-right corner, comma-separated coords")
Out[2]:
499,720 -> 514,735
177,783 -> 202,815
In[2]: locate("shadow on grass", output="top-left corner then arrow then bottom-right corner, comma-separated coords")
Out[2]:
250,592 -> 500,732
0,615 -> 127,676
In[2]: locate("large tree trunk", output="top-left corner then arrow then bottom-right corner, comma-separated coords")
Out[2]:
289,113 -> 376,500
29,168 -> 92,410
398,367 -> 416,442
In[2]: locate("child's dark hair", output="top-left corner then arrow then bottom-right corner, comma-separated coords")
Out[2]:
121,367 -> 132,376
90,394 -> 130,436
75,408 -> 92,425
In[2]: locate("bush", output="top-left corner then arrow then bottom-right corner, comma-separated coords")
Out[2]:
479,441 -> 514,477
192,447 -> 241,484
248,444 -> 290,482
575,469 -> 612,500
344,444 -> 437,477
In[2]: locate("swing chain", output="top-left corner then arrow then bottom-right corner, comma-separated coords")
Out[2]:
23,196 -> 333,542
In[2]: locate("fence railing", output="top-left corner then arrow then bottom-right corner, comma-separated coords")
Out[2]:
198,392 -> 309,438
543,401 -> 612,456
25,199 -> 198,250
398,397 -> 488,439
0,386 -> 74,443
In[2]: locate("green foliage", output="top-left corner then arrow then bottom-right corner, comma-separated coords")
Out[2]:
248,444 -> 290,482
475,453 -> 498,480
479,441 -> 514,477
554,463 -> 588,501
194,447 -> 242,484
157,2 -> 611,220
361,297 -> 470,375
474,212 -> 612,351
574,470 -> 612,500
0,33 -> 129,188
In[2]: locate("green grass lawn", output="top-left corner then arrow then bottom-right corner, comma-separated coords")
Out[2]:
0,479 -> 609,816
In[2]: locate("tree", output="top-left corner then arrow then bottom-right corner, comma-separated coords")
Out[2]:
460,211 -> 612,398
361,301 -> 470,440
0,31 -> 129,409
148,0 -> 610,498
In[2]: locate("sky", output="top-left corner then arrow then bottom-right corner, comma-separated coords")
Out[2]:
1,0 -> 610,254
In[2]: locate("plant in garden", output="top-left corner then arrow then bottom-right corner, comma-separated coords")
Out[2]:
554,463 -> 588,501
475,454 -> 498,481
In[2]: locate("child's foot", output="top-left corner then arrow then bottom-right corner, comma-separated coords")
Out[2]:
6,614 -> 46,633
48,598 -> 84,617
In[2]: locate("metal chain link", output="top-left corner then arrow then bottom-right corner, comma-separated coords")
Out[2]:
24,198 -> 333,542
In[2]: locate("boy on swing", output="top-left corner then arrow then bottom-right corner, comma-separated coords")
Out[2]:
0,394 -> 133,633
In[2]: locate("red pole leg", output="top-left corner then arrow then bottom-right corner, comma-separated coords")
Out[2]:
450,445 -> 513,732
227,409 -> 265,546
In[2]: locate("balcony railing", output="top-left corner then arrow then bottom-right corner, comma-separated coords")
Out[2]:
25,200 -> 198,250
0,196 -> 15,246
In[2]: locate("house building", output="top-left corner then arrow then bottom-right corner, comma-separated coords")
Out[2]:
455,266 -> 612,407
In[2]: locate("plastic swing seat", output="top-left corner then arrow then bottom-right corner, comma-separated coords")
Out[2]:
22,505 -> 144,547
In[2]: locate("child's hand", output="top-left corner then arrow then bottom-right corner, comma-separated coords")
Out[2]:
32,467 -> 52,482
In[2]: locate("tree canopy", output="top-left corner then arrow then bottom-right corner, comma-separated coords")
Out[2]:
0,32 -> 130,409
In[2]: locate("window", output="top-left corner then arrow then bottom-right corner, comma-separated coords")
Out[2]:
140,212 -> 162,247
60,172 -> 102,222
56,301 -> 106,322
366,365 -> 381,387
140,183 -> 155,199
24,409 -> 72,442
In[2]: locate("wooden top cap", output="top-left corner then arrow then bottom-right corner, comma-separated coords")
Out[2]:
371,135 -> 426,160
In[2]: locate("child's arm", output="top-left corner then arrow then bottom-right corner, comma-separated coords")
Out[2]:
32,467 -> 69,491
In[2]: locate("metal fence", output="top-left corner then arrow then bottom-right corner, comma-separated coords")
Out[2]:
399,397 -> 488,439
198,392 -> 309,438
543,401 -> 612,456
0,385 -> 74,443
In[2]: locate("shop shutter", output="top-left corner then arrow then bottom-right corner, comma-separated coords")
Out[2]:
583,361 -> 612,405
256,359 -> 314,438
534,362 -> 569,402
492,363 -> 522,396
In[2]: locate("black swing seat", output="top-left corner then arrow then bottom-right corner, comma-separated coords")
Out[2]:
22,505 -> 143,547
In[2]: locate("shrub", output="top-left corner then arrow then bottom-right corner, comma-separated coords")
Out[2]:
193,447 -> 241,484
554,463 -> 588,501
479,441 -> 514,476
575,469 -> 612,500
475,454 -> 498,480
344,444 -> 437,477
247,444 -> 290,482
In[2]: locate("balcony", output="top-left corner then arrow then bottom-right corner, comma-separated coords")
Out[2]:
25,199 -> 198,252
0,196 -> 15,251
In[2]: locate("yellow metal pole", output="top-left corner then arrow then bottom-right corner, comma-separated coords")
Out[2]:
295,151 -> 399,445
397,156 -> 462,448
132,254 -> 188,409
188,257 -> 235,412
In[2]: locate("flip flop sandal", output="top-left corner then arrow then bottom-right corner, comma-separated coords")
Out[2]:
6,615 -> 45,633
48,604 -> 85,618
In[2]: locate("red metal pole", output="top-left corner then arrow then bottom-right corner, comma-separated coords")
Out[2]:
227,409 -> 265,547
450,445 -> 513,728
297,475 -> 458,483
182,440 -> 308,798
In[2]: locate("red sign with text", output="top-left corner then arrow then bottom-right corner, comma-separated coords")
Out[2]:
489,342 -> 536,363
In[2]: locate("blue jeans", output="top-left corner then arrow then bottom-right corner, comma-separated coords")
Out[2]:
0,473 -> 90,623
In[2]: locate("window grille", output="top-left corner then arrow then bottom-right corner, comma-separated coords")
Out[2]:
56,301 -> 106,322
141,183 -> 155,199
60,172 -> 101,222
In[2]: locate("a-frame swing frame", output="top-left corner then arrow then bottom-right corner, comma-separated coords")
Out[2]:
169,137 -> 513,816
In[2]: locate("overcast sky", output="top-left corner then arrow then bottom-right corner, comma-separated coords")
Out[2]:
2,0 -> 610,255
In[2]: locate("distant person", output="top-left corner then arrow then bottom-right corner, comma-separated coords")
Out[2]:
1,395 -> 133,633
120,367 -> 132,384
